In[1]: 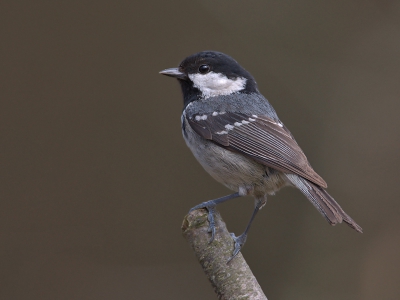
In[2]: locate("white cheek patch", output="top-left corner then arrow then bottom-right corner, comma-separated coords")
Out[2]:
188,72 -> 247,99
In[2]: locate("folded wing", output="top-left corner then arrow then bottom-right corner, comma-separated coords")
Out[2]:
187,111 -> 327,188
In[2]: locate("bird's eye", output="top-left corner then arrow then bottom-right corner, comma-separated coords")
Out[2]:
198,64 -> 210,74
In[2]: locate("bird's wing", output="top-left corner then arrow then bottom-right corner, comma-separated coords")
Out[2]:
187,111 -> 327,188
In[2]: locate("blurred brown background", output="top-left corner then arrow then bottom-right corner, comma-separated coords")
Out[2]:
1,1 -> 399,299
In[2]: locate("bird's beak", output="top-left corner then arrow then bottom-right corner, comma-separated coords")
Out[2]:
159,68 -> 187,80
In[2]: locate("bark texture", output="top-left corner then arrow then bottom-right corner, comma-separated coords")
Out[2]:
182,209 -> 267,300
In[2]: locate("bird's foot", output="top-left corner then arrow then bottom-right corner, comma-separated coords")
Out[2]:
188,193 -> 241,244
189,201 -> 217,243
227,232 -> 248,263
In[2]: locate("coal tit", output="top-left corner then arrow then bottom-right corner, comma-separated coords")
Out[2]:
160,51 -> 362,261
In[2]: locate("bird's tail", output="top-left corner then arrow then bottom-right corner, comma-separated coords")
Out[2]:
285,174 -> 363,233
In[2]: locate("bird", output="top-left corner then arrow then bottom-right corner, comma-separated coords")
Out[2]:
160,51 -> 362,261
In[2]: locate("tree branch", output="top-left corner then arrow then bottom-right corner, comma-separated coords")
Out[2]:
182,209 -> 267,300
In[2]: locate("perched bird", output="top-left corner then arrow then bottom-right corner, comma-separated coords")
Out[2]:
160,51 -> 362,261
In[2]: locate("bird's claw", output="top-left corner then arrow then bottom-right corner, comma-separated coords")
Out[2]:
189,202 -> 217,243
227,233 -> 247,263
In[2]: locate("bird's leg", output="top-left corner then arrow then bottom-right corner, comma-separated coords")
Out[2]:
189,192 -> 241,243
228,197 -> 266,262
